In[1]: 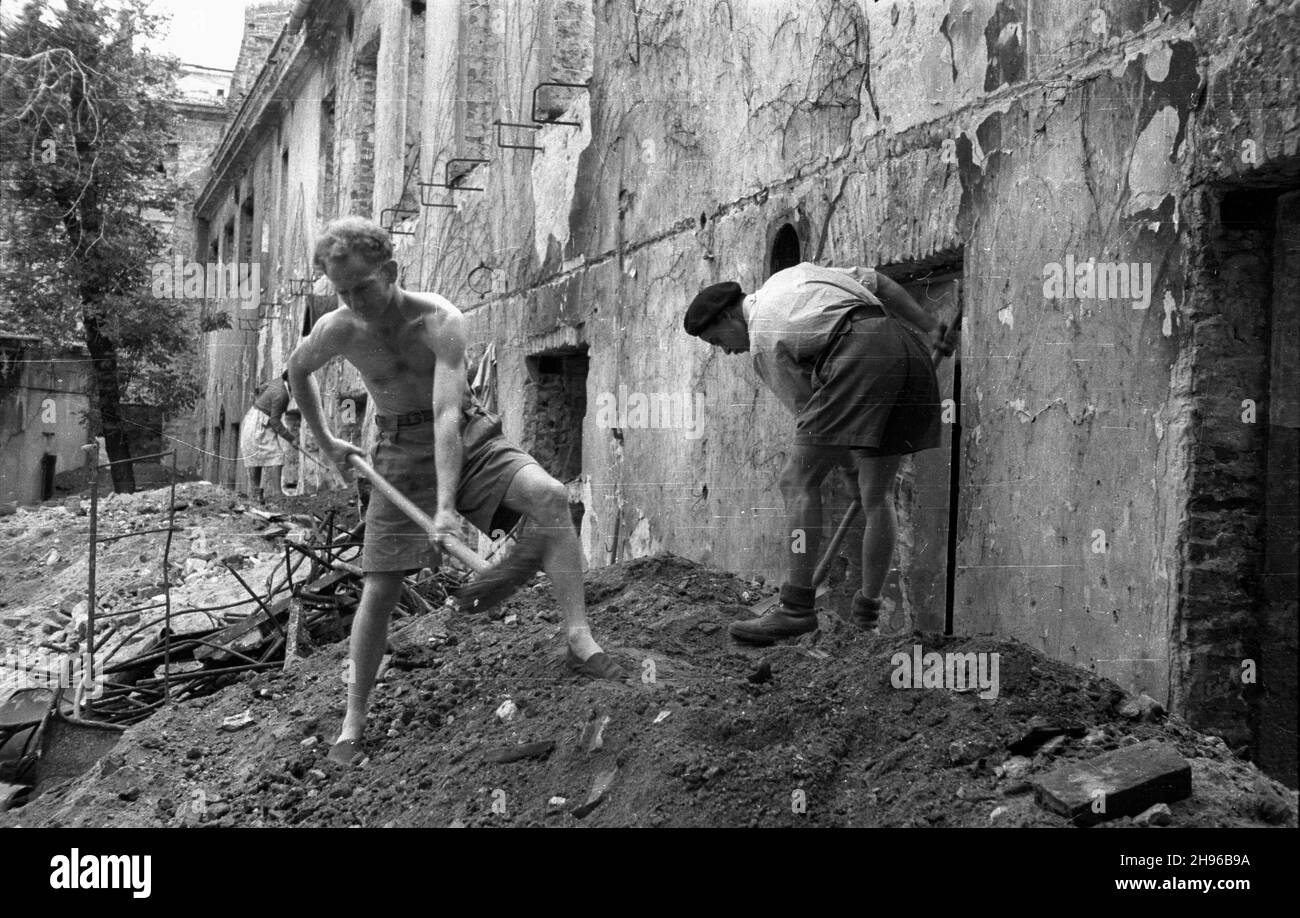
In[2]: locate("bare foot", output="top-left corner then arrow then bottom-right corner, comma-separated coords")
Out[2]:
335,715 -> 364,746
566,627 -> 602,661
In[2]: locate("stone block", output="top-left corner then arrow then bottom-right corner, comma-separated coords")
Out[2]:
1032,740 -> 1191,825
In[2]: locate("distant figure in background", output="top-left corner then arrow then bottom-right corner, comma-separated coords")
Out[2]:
239,370 -> 297,502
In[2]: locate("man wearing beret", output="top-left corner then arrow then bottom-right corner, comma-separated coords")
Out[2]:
683,262 -> 954,644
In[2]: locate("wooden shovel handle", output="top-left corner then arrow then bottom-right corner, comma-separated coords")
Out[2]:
812,498 -> 862,587
345,454 -> 489,575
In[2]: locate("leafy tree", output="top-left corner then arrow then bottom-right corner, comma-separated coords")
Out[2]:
1,0 -> 200,492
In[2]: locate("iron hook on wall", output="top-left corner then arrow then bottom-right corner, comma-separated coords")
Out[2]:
494,120 -> 543,153
379,206 -> 419,236
531,81 -> 589,127
419,158 -> 489,208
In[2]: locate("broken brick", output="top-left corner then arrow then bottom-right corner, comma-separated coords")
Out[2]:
572,767 -> 618,819
483,740 -> 555,764
1031,740 -> 1191,826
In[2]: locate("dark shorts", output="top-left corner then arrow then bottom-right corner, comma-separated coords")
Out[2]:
362,405 -> 539,573
794,312 -> 942,455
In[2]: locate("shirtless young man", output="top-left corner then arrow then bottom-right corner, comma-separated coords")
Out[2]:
287,217 -> 622,766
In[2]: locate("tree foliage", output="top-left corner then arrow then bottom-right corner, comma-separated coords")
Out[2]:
1,0 -> 201,490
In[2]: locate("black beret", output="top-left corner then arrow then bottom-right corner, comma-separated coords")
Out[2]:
684,282 -> 744,336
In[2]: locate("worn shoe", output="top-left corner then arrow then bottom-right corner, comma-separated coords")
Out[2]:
729,605 -> 818,646
326,738 -> 367,767
566,648 -> 625,681
852,591 -> 882,631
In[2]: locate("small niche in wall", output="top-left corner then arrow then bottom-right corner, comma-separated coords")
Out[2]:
523,346 -> 589,531
769,222 -> 802,277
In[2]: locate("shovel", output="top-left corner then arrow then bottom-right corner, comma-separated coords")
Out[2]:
345,454 -> 554,614
747,497 -> 863,617
342,454 -> 489,574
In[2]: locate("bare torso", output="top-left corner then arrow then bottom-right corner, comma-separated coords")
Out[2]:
327,290 -> 463,416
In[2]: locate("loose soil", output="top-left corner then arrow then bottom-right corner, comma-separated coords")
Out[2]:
3,488 -> 1295,827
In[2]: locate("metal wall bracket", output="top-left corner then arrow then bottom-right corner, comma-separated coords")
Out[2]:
467,262 -> 504,298
235,300 -> 284,331
531,81 -> 588,127
494,120 -> 543,152
288,278 -> 313,297
379,206 -> 419,236
419,158 -> 489,208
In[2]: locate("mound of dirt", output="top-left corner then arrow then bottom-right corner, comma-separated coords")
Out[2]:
5,553 -> 1295,828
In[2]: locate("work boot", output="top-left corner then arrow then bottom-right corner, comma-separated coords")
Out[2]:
852,591 -> 882,631
729,583 -> 818,646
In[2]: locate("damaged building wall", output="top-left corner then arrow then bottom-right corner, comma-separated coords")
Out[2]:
0,337 -> 92,506
191,0 -> 1298,783
189,2 -> 295,491
159,65 -> 237,475
189,0 -> 410,493
402,0 -> 1296,776
438,0 -> 1194,661
1172,0 -> 1300,780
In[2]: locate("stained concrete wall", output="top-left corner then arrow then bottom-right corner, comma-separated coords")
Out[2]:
190,0 -> 1299,781
0,340 -> 92,505
158,68 -> 235,476
413,0 -> 1297,771
190,1 -> 416,492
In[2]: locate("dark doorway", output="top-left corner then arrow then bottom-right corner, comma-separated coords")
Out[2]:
523,346 -> 589,530
227,423 -> 240,489
1186,181 -> 1299,788
769,223 -> 802,276
39,454 -> 56,501
1261,189 -> 1299,786
815,258 -> 963,636
895,269 -> 962,635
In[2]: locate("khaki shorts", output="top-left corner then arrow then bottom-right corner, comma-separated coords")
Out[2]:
794,311 -> 942,455
361,405 -> 538,573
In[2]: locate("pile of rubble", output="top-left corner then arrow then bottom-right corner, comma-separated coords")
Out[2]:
0,482 -> 464,806
0,482 -> 465,718
2,547 -> 1295,827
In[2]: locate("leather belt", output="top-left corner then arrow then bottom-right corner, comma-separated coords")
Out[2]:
846,301 -> 886,320
829,302 -> 887,342
375,408 -> 435,429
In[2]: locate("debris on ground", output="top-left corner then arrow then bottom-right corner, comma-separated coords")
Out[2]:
0,482 -> 460,725
1,498 -> 1294,826
1031,740 -> 1192,825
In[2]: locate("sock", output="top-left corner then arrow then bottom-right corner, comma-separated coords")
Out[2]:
852,590 -> 882,622
779,583 -> 816,611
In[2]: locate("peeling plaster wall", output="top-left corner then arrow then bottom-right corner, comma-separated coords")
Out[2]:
192,5 -> 417,493
408,0 -> 1296,763
191,0 -> 1299,779
953,44 -> 1202,707
158,95 -> 231,476
0,347 -> 92,505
